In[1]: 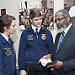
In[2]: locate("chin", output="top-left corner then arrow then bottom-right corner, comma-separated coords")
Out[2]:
57,25 -> 67,33
58,27 -> 64,33
37,25 -> 41,27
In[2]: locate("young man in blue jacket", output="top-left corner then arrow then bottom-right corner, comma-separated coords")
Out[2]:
18,8 -> 54,75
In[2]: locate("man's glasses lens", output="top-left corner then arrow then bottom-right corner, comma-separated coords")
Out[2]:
55,17 -> 65,23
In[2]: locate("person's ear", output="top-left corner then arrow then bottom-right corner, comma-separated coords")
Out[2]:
66,16 -> 70,22
4,26 -> 8,31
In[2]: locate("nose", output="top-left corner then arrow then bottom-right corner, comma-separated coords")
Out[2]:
56,20 -> 60,24
15,26 -> 17,30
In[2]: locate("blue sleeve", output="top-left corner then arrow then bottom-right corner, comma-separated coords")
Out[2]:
0,44 -> 3,75
47,30 -> 54,54
18,31 -> 26,70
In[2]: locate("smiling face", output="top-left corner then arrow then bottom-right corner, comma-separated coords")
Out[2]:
30,16 -> 42,27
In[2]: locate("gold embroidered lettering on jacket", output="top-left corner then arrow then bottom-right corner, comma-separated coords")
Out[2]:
27,35 -> 34,40
4,48 -> 11,56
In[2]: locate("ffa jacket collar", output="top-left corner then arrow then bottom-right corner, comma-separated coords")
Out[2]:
27,25 -> 46,32
0,34 -> 13,44
0,34 -> 7,44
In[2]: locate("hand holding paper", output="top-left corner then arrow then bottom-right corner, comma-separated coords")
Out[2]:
40,58 -> 52,67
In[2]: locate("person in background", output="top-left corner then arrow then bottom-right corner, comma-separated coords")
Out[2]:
18,8 -> 54,75
69,6 -> 75,26
0,14 -> 17,75
40,9 -> 75,75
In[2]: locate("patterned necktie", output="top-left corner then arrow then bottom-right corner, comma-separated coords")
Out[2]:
56,31 -> 65,52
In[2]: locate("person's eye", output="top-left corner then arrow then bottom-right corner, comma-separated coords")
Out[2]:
12,25 -> 16,27
35,19 -> 38,21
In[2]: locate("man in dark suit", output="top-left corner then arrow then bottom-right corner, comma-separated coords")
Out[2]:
40,9 -> 75,75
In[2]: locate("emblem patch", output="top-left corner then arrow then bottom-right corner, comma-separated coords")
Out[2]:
41,34 -> 46,40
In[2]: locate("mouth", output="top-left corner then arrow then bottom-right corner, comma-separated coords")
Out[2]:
57,25 -> 62,29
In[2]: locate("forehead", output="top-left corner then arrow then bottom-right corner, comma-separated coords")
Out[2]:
10,20 -> 16,25
33,16 -> 42,20
55,12 -> 64,18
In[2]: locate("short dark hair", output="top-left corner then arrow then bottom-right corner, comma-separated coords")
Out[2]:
0,14 -> 16,33
29,8 -> 42,19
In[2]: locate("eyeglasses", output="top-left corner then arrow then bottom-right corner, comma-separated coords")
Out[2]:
55,17 -> 65,23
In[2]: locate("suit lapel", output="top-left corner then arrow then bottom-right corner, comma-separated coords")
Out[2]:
56,25 -> 74,55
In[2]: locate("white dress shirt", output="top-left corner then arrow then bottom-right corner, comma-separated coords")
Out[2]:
31,25 -> 41,33
0,33 -> 9,41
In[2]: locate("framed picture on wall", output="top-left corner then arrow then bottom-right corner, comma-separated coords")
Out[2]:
19,0 -> 54,30
1,9 -> 6,15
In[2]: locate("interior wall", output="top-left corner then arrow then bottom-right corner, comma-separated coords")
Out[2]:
51,0 -> 64,42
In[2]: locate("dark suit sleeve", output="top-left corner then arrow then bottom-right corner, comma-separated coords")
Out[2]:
62,26 -> 75,72
63,58 -> 75,72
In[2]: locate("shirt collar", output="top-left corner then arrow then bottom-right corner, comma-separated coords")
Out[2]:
64,23 -> 72,35
0,33 -> 9,41
31,25 -> 41,33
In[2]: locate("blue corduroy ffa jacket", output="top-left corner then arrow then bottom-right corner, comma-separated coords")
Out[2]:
18,26 -> 54,70
0,34 -> 16,75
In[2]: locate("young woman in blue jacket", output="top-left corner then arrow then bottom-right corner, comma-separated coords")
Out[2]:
0,14 -> 17,75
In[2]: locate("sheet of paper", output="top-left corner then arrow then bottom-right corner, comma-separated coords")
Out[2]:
40,58 -> 52,67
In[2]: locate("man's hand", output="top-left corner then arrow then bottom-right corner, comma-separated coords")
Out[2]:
47,61 -> 63,69
20,70 -> 27,75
